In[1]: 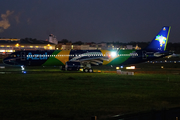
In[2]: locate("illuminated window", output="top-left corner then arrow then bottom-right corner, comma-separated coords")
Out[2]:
21,46 -> 24,47
7,45 -> 10,47
6,50 -> 13,52
30,46 -> 33,48
36,46 -> 39,48
0,50 -> 5,52
1,45 -> 4,47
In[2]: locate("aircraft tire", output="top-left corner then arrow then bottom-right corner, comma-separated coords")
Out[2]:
89,68 -> 93,73
84,68 -> 89,72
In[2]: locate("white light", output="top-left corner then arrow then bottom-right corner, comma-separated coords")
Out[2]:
126,66 -> 135,69
111,51 -> 117,57
21,65 -> 25,70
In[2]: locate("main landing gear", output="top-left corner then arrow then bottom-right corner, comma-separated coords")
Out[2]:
61,63 -> 94,73
83,68 -> 93,73
82,63 -> 93,73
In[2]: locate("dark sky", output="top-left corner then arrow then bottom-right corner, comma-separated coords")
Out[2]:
0,0 -> 180,43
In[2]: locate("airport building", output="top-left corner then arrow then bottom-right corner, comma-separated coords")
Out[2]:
56,42 -> 140,51
0,38 -> 56,58
56,43 -> 102,50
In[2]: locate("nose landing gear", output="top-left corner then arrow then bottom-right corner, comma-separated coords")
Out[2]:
21,65 -> 26,74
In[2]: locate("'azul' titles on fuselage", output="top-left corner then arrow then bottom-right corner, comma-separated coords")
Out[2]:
27,52 -> 48,60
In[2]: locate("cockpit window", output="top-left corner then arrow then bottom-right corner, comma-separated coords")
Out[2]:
10,54 -> 17,57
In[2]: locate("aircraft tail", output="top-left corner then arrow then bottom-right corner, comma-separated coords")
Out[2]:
145,26 -> 171,52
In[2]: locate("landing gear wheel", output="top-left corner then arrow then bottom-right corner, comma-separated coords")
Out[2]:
84,68 -> 89,72
89,68 -> 93,73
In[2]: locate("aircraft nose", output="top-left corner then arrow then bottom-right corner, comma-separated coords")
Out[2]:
3,57 -> 17,65
3,57 -> 10,65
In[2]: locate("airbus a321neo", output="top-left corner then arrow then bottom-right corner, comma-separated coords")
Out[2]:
3,26 -> 172,72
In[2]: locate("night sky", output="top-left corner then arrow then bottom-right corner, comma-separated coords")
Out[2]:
0,0 -> 180,43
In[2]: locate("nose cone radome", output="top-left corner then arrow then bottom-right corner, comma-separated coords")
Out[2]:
3,57 -> 17,65
3,57 -> 10,65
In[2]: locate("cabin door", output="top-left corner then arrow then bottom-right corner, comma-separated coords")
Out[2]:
21,52 -> 26,61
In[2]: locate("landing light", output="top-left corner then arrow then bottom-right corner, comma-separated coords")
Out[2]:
21,66 -> 25,70
111,51 -> 117,57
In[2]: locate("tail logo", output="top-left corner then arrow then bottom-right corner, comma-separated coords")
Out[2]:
155,35 -> 167,47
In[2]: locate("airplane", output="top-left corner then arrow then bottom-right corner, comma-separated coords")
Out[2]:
3,26 -> 172,72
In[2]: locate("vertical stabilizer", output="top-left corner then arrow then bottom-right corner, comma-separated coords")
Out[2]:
145,26 -> 171,52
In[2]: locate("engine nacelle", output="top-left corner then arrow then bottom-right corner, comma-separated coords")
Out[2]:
65,61 -> 81,71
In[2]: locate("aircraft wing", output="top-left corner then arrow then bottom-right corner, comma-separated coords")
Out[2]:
69,56 -> 109,65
